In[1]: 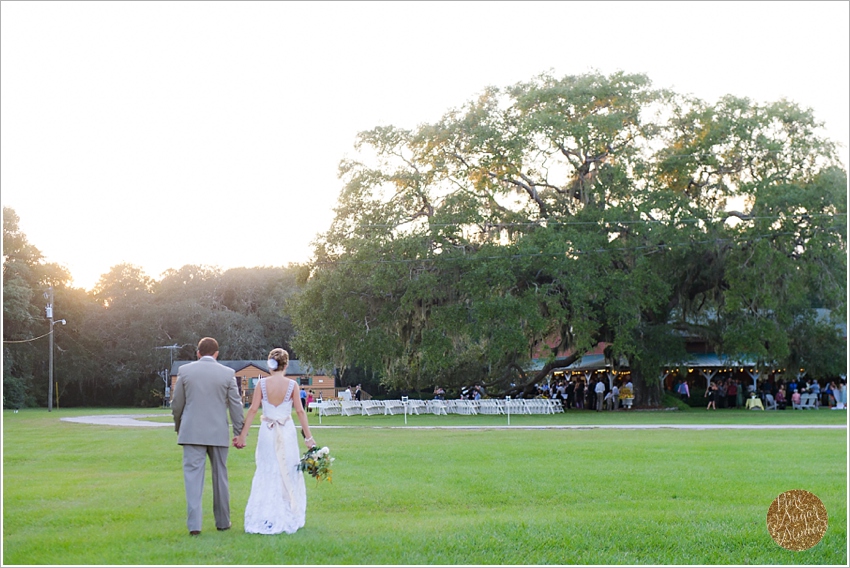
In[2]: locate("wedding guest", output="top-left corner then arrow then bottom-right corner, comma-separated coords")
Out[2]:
594,378 -> 605,412
817,383 -> 827,406
555,381 -> 567,409
574,380 -> 584,410
760,380 -> 773,406
618,382 -> 632,409
717,380 -> 728,409
787,378 -> 798,398
677,379 -> 690,401
824,382 -> 837,407
726,378 -> 737,409
706,382 -> 718,410
775,385 -> 787,410
810,379 -> 821,400
791,389 -> 801,409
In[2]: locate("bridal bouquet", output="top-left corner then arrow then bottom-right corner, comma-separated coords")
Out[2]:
299,446 -> 334,484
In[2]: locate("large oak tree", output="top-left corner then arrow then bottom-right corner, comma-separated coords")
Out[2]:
290,71 -> 846,406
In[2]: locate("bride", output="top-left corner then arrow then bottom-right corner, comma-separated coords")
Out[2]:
235,348 -> 316,534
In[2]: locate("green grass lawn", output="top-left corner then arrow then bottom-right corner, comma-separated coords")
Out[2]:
2,407 -> 847,565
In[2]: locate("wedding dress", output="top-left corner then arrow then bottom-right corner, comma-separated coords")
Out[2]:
243,378 -> 307,534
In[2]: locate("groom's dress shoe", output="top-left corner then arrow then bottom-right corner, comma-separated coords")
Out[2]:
217,525 -> 231,531
189,530 -> 200,536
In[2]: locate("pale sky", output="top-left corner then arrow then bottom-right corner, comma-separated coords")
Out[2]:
2,1 -> 848,291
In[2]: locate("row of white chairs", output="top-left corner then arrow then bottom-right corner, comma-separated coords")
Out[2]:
309,398 -> 566,417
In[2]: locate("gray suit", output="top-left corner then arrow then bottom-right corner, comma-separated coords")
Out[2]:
172,356 -> 244,532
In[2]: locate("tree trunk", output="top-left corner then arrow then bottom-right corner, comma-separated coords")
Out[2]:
632,368 -> 663,408
497,354 -> 580,398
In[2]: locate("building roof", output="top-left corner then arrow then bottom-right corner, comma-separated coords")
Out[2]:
170,359 -> 326,376
672,353 -> 759,369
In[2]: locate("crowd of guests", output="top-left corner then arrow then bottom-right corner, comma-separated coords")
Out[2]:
431,374 -> 847,412
339,384 -> 363,401
437,384 -> 485,401
434,378 -> 632,410
678,377 -> 744,409
673,376 -> 847,410
525,376 -> 635,411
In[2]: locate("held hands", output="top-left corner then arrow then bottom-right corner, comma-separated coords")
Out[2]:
233,435 -> 246,449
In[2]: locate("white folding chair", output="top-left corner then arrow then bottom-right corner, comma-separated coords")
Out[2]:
427,400 -> 448,415
764,394 -> 777,410
407,400 -> 424,415
477,400 -> 502,414
363,400 -> 385,415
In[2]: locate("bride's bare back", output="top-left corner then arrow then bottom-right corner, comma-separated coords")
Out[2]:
263,375 -> 294,407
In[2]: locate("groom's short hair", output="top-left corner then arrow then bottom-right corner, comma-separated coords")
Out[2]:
197,337 -> 219,357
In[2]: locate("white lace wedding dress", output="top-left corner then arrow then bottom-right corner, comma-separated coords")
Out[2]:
243,378 -> 307,534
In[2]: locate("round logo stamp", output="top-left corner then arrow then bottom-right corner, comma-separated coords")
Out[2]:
766,489 -> 828,551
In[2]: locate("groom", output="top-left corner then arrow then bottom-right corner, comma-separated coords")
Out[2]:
172,337 -> 245,535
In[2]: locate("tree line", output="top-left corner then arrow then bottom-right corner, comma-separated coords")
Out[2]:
3,208 -> 302,408
4,71 -> 847,409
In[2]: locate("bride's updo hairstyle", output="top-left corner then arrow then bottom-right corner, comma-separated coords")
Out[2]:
268,348 -> 289,372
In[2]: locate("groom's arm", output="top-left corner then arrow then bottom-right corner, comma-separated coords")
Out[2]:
171,376 -> 186,433
226,375 -> 244,438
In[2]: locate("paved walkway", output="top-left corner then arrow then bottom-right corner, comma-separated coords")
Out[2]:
60,414 -> 846,430
61,414 -> 173,427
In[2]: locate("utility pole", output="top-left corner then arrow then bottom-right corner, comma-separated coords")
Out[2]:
156,344 -> 180,407
45,287 -> 66,412
46,287 -> 53,412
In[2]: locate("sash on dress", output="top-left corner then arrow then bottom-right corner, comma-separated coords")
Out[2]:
261,415 -> 295,510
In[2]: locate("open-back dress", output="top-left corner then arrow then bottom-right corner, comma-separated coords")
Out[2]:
243,377 -> 307,534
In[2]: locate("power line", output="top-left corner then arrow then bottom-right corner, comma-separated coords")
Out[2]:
3,330 -> 54,344
34,328 -> 156,378
3,327 -> 154,376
